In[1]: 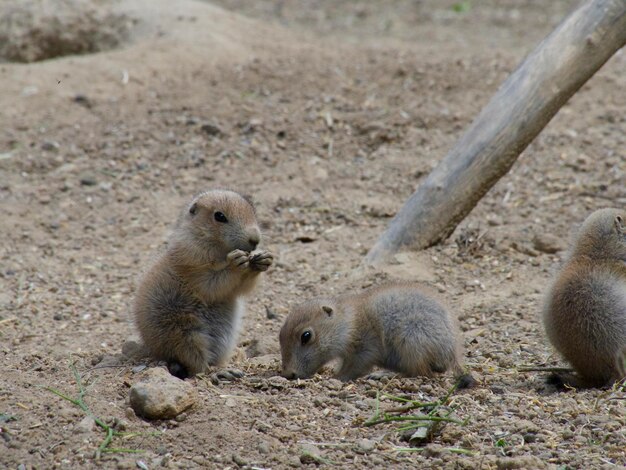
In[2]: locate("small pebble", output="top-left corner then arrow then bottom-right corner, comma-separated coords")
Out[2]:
73,416 -> 96,434
79,173 -> 97,186
356,438 -> 376,453
532,233 -> 565,254
200,123 -> 222,136
232,454 -> 248,467
265,305 -> 277,320
268,376 -> 288,389
136,461 -> 149,470
288,456 -> 302,468
300,443 -> 323,464
224,398 -> 237,407
41,140 -> 60,152
125,407 -> 136,421
326,379 -> 342,390
122,338 -> 143,358
73,94 -> 92,107
258,441 -> 271,454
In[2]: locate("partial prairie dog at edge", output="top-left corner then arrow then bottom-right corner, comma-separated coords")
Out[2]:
279,282 -> 474,386
133,189 -> 273,380
543,207 -> 626,388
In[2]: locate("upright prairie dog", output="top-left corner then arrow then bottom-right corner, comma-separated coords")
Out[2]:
134,190 -> 273,379
543,208 -> 626,388
279,282 -> 472,385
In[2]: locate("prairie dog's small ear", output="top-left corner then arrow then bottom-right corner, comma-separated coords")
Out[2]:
189,202 -> 198,216
615,215 -> 624,234
322,305 -> 333,316
242,194 -> 255,208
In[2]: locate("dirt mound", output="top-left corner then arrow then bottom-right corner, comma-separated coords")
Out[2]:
0,0 -> 134,63
0,0 -> 293,128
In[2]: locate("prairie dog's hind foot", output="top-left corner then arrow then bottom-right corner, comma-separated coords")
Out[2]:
546,372 -> 577,391
167,360 -> 190,380
210,368 -> 245,385
545,372 -> 602,391
365,370 -> 400,381
455,373 -> 476,389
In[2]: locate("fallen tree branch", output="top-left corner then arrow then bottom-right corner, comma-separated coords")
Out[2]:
365,0 -> 626,266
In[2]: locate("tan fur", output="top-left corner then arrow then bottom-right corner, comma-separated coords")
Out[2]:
279,282 -> 470,383
134,190 -> 273,378
543,208 -> 626,388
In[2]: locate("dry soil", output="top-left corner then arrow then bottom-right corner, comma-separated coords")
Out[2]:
1,0 -> 625,469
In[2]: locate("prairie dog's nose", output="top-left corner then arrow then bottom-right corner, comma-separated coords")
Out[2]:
248,231 -> 260,250
249,236 -> 259,250
282,370 -> 298,380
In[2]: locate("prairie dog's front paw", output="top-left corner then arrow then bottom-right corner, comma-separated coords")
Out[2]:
227,249 -> 250,269
249,250 -> 274,272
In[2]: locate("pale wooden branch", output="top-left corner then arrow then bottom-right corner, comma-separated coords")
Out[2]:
365,0 -> 626,266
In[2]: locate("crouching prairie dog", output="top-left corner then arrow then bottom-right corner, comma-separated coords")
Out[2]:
279,282 -> 473,386
134,190 -> 273,379
543,208 -> 626,388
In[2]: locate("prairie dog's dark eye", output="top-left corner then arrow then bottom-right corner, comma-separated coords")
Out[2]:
301,330 -> 312,345
214,211 -> 228,223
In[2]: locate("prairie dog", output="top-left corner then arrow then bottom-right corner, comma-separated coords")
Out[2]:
134,190 -> 273,379
279,282 -> 472,385
543,208 -> 626,388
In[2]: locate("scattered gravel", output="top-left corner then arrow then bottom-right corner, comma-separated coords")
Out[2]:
1,0 -> 624,468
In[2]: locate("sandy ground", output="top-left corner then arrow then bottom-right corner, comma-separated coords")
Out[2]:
1,0 -> 625,468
